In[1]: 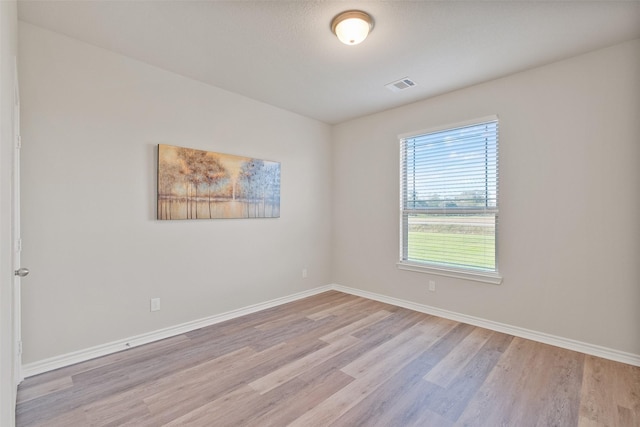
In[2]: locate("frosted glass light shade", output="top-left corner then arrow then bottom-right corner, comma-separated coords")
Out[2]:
331,11 -> 373,45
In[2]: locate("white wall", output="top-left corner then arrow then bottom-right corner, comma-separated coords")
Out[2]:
1,1 -> 18,424
19,22 -> 333,364
332,39 -> 640,356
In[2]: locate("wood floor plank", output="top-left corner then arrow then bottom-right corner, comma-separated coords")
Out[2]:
17,372 -> 134,426
617,405 -> 637,427
288,317 -> 458,427
141,340 -> 325,423
63,345 -> 257,427
407,408 -> 455,427
242,312 -> 354,352
16,291 -> 640,427
20,332 -> 191,388
495,341 -> 583,427
295,332 -> 408,387
330,322 -> 488,427
187,291 -> 348,338
455,337 -> 584,427
423,327 -> 493,388
15,376 -> 74,405
249,369 -> 355,427
84,395 -> 150,427
341,316 -> 456,378
248,334 -> 360,394
426,331 -> 514,422
351,306 -> 424,342
69,330 -> 248,390
305,295 -> 388,321
331,347 -> 445,427
454,336 -> 539,426
579,354 -> 640,427
23,407 -> 88,427
319,309 -> 392,343
137,346 -> 257,410
306,300 -> 360,320
253,312 -> 305,331
163,385 -> 259,427
529,344 -> 584,427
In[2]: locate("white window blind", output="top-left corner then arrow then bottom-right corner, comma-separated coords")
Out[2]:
400,118 -> 499,272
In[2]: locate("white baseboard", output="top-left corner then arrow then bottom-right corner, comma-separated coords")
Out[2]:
331,284 -> 640,367
22,285 -> 332,378
23,283 -> 639,377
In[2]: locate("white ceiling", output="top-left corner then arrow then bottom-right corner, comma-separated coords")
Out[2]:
17,1 -> 640,124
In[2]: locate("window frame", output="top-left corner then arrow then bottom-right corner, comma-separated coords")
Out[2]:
397,116 -> 503,285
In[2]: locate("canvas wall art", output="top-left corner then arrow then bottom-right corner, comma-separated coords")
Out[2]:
158,144 -> 280,220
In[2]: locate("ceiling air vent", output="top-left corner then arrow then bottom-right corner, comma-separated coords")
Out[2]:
385,77 -> 417,93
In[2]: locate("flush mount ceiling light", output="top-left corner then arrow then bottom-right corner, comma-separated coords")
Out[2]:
331,10 -> 374,45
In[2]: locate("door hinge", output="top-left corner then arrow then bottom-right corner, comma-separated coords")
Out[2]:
17,341 -> 22,356
15,238 -> 22,252
16,135 -> 21,149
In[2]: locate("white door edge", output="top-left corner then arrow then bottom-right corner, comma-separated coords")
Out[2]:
12,55 -> 23,385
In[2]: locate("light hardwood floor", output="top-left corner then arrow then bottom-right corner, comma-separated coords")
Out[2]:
16,291 -> 640,426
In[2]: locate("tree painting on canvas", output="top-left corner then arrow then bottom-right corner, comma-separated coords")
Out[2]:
157,144 -> 280,220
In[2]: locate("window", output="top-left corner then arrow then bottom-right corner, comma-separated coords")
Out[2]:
398,116 -> 501,284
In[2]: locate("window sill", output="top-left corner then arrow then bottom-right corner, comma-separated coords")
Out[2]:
396,261 -> 503,285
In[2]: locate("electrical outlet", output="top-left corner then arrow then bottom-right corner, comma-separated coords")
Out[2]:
150,298 -> 161,312
428,280 -> 436,292
302,268 -> 308,278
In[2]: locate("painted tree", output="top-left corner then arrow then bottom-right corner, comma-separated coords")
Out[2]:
238,159 -> 263,217
176,147 -> 210,219
237,159 -> 281,217
201,154 -> 229,218
176,147 -> 194,218
158,157 -> 181,219
262,163 -> 280,217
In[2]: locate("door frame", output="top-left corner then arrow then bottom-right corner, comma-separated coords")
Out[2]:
0,2 -> 19,424
12,56 -> 22,384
